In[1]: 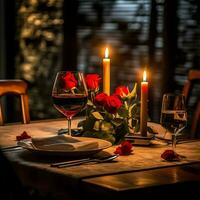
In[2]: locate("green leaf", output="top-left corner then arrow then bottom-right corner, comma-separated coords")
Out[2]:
87,99 -> 94,106
129,103 -> 137,117
111,118 -> 123,126
104,112 -> 113,121
117,105 -> 128,118
114,121 -> 129,144
134,122 -> 140,133
128,83 -> 137,99
131,103 -> 140,119
93,120 -> 101,131
92,111 -> 104,120
101,121 -> 115,132
81,116 -> 96,131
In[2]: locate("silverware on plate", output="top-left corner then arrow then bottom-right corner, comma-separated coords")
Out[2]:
51,154 -> 119,168
0,145 -> 22,152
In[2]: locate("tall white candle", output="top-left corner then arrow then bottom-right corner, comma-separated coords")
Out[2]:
103,48 -> 110,95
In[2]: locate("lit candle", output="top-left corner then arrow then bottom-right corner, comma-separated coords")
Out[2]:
140,70 -> 148,137
103,47 -> 110,95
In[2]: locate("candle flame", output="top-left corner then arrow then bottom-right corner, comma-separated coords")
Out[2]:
105,48 -> 109,58
143,70 -> 147,81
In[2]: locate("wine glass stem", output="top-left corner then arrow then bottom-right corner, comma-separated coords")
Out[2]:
172,134 -> 176,152
68,117 -> 72,136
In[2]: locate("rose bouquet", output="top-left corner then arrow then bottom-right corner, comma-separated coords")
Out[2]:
77,73 -> 150,144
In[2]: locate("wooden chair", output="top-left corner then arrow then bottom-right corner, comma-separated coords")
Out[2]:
0,80 -> 30,125
191,101 -> 200,138
182,69 -> 200,138
182,69 -> 200,104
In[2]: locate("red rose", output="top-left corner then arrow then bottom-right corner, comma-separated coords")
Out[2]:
94,92 -> 108,106
161,149 -> 179,161
16,131 -> 31,141
114,86 -> 129,98
104,95 -> 122,114
63,71 -> 77,89
114,141 -> 133,155
85,74 -> 101,91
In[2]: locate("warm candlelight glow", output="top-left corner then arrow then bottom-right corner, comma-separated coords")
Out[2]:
140,69 -> 148,137
105,48 -> 109,58
143,70 -> 147,82
103,47 -> 110,95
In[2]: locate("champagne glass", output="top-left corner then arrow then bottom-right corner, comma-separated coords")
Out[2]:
52,71 -> 88,136
160,93 -> 187,152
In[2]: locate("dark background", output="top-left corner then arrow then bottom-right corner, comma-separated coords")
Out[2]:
0,0 -> 199,128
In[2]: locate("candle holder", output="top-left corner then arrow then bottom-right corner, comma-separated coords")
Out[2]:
124,132 -> 154,146
123,69 -> 154,146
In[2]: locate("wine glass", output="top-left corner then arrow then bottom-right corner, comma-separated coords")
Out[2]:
160,93 -> 187,152
52,71 -> 88,136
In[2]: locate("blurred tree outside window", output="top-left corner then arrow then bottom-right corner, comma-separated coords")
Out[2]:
16,0 -> 64,120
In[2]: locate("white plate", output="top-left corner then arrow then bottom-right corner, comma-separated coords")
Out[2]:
17,136 -> 112,157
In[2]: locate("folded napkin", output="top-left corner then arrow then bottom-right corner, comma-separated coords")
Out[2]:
31,135 -> 99,151
148,122 -> 172,140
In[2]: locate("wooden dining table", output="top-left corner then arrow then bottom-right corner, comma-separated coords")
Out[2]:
0,118 -> 200,200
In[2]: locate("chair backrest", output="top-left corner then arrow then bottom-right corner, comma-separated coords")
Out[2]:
182,69 -> 200,104
0,80 -> 30,125
182,70 -> 200,138
191,101 -> 200,138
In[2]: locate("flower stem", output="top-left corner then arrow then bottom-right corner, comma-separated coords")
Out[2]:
124,101 -> 128,110
90,91 -> 95,103
99,120 -> 102,131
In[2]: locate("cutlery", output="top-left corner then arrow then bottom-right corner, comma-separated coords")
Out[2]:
51,154 -> 119,168
0,145 -> 22,152
51,157 -> 91,167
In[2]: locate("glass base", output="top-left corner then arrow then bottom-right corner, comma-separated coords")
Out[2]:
57,128 -> 82,136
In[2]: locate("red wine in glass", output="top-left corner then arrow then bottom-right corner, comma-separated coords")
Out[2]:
52,94 -> 88,118
52,71 -> 88,136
